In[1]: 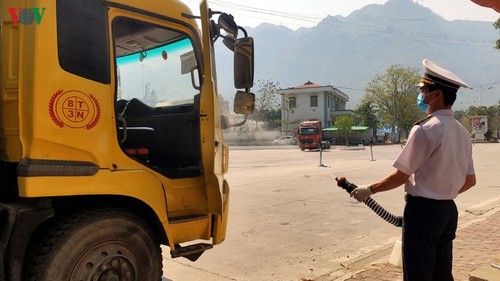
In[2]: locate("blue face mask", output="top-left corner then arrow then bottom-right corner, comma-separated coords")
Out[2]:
417,92 -> 429,113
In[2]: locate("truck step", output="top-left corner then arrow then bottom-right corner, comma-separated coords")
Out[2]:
170,243 -> 213,261
168,214 -> 207,224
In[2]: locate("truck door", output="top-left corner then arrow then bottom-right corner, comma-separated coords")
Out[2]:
109,3 -> 227,231
198,0 -> 226,218
111,14 -> 203,180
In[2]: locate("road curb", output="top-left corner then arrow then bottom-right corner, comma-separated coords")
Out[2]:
469,256 -> 500,281
313,243 -> 395,281
322,201 -> 500,281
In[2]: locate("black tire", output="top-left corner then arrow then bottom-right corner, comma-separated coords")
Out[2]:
24,208 -> 162,281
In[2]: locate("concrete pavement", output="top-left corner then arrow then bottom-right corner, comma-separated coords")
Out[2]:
162,143 -> 500,281
329,198 -> 500,281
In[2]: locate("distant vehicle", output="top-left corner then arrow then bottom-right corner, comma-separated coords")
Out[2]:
298,120 -> 331,150
273,135 -> 297,145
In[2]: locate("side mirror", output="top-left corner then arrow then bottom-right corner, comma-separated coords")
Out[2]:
222,36 -> 235,51
218,13 -> 238,39
234,90 -> 255,115
233,37 -> 254,89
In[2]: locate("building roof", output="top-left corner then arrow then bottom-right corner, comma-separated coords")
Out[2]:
277,81 -> 350,102
323,126 -> 370,132
292,81 -> 322,89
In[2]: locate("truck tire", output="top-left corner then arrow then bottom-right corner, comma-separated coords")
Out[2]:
24,208 -> 162,281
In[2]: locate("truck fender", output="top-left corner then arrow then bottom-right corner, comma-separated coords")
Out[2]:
0,199 -> 54,281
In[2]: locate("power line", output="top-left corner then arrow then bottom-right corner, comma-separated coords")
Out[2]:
204,0 -> 496,48
210,0 -> 323,22
471,81 -> 500,89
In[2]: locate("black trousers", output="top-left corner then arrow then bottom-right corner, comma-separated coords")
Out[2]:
402,195 -> 458,281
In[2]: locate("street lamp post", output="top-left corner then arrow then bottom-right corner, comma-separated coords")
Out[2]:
479,86 -> 493,106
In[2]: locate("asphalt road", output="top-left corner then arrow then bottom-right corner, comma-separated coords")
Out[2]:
162,143 -> 500,281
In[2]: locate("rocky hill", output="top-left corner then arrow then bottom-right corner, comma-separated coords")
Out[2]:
216,0 -> 500,109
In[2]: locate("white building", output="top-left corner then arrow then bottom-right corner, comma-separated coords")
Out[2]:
277,81 -> 349,134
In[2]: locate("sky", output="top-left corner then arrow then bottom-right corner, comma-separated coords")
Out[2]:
186,0 -> 499,30
183,0 -> 499,108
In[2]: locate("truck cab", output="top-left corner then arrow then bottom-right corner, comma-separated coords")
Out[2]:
0,0 -> 254,279
298,120 -> 330,151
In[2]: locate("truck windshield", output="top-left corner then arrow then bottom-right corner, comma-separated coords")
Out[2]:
299,128 -> 318,135
114,18 -> 199,106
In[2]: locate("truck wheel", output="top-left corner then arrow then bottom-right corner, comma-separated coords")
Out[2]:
25,208 -> 162,281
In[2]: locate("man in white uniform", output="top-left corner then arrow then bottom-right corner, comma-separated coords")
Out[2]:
351,59 -> 476,281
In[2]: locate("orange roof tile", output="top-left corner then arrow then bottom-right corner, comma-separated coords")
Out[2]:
293,81 -> 322,89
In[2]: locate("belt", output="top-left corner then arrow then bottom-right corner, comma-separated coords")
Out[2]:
405,194 -> 453,202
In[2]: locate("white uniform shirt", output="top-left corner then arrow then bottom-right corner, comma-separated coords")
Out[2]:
393,109 -> 475,200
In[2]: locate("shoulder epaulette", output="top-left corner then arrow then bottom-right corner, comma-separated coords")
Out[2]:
413,114 -> 432,126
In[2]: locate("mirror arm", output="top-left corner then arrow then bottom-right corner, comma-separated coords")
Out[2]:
238,26 -> 248,37
181,12 -> 201,19
209,9 -> 222,17
224,115 -> 248,128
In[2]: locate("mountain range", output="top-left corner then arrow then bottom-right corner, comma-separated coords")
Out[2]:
215,0 -> 500,109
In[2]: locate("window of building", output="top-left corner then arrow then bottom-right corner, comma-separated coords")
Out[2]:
288,97 -> 296,108
310,95 -> 318,107
328,96 -> 334,109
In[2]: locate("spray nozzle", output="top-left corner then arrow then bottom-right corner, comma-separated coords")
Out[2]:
335,176 -> 403,227
335,177 -> 357,193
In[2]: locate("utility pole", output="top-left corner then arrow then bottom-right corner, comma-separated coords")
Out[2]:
392,89 -> 397,143
478,86 -> 493,106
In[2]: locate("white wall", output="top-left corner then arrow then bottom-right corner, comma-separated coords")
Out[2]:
279,86 -> 349,133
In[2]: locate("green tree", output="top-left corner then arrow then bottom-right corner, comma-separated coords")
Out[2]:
364,64 -> 422,143
335,115 -> 353,145
253,79 -> 281,130
263,108 -> 282,130
354,100 -> 378,138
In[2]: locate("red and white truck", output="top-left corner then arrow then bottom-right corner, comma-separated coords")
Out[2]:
297,120 -> 331,151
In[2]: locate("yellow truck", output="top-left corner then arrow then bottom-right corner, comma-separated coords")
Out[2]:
0,0 -> 254,280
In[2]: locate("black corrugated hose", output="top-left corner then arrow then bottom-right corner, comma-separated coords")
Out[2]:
336,177 -> 403,227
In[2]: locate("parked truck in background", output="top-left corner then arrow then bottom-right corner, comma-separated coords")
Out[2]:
0,0 -> 254,280
297,120 -> 330,151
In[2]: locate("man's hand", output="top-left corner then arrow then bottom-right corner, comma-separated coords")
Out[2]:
351,185 -> 373,202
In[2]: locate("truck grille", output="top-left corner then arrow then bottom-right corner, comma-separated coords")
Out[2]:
300,139 -> 313,144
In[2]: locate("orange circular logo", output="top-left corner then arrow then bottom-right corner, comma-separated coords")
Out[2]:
49,90 -> 101,129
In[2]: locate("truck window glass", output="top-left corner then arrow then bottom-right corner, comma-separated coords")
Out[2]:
56,0 -> 110,83
112,17 -> 201,178
114,18 -> 198,105
299,128 -> 318,135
